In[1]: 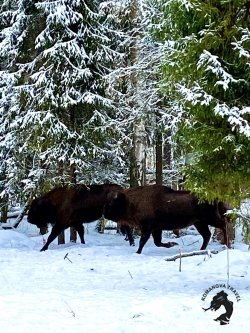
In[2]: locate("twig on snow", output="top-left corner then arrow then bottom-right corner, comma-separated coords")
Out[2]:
187,240 -> 199,246
64,253 -> 72,263
128,270 -> 133,279
61,298 -> 76,317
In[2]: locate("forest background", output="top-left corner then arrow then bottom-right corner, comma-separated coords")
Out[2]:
0,0 -> 250,241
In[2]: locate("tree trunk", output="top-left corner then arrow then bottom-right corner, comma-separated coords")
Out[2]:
134,119 -> 147,186
57,160 -> 65,245
155,116 -> 163,185
128,0 -> 147,187
0,195 -> 8,223
129,144 -> 139,187
163,129 -> 174,187
69,163 -> 77,242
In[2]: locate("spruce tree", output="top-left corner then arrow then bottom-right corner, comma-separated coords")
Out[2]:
0,0 -> 127,202
0,0 -> 21,202
155,0 -> 250,204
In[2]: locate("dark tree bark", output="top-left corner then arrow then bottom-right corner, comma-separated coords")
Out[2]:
69,163 -> 77,242
0,195 -> 8,223
155,110 -> 163,185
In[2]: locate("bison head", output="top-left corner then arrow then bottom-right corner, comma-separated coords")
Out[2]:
104,191 -> 127,222
27,197 -> 56,229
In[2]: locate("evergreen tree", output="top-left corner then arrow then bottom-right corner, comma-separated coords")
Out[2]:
155,0 -> 250,204
0,0 -> 127,202
0,0 -> 21,205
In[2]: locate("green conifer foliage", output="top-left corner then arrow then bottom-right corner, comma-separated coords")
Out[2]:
156,0 -> 250,204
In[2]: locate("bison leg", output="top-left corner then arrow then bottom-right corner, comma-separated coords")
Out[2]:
152,230 -> 178,249
73,222 -> 85,244
40,224 -> 64,251
136,226 -> 152,254
194,223 -> 211,250
123,225 -> 135,246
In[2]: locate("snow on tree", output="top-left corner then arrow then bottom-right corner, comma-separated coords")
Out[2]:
154,0 -> 250,204
107,0 -> 182,187
0,0 -> 21,205
0,0 -> 127,201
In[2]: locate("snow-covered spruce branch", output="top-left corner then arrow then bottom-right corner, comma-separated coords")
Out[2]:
165,250 -> 219,261
197,50 -> 237,90
214,104 -> 250,138
232,27 -> 250,61
232,211 -> 250,223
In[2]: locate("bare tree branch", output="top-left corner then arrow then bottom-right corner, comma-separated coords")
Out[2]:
165,249 -> 219,262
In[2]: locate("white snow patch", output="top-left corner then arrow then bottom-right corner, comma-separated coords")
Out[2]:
0,220 -> 249,332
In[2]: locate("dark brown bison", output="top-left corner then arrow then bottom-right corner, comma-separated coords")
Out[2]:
104,185 -> 229,254
28,184 -> 134,251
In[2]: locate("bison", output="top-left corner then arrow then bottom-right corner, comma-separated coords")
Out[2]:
104,185 -> 229,254
27,184 -> 134,251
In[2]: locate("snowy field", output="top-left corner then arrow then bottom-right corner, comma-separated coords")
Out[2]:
0,219 -> 249,333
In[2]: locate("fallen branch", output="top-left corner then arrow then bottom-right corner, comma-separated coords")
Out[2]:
165,249 -> 219,262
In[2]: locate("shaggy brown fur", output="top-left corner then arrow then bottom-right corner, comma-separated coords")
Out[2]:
104,185 -> 229,254
28,184 -> 134,251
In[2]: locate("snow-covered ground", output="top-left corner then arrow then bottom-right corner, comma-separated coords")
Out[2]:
0,219 -> 249,333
